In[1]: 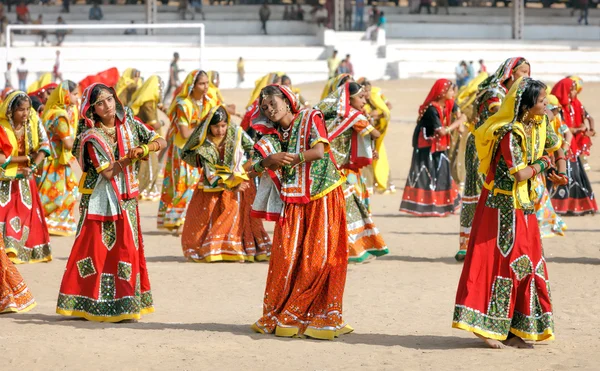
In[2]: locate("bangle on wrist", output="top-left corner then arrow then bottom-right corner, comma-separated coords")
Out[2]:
114,160 -> 123,174
253,160 -> 265,173
1,155 -> 11,169
529,165 -> 538,177
298,152 -> 305,164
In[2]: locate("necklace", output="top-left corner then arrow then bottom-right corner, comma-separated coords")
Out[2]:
279,124 -> 291,141
99,122 -> 117,143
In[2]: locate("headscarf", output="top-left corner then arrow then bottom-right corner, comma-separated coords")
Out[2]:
27,72 -> 53,94
79,67 -> 120,93
457,72 -> 488,121
569,75 -> 583,94
418,78 -> 453,125
207,70 -> 225,103
42,81 -> 76,164
474,77 -> 547,209
182,105 -> 249,190
251,84 -> 300,136
28,82 -> 58,103
247,72 -> 285,109
129,75 -> 162,116
547,94 -> 560,110
551,77 -> 581,128
314,82 -> 373,170
320,73 -> 352,100
0,91 -> 43,178
114,68 -> 141,100
478,57 -> 529,93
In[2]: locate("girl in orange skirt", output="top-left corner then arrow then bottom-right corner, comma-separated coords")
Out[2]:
179,105 -> 271,262
1,238 -> 36,313
250,85 -> 353,340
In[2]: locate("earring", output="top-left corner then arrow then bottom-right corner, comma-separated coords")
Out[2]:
286,104 -> 291,113
523,110 -> 529,122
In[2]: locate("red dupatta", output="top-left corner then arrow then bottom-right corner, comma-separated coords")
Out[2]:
417,79 -> 453,152
552,77 -> 591,157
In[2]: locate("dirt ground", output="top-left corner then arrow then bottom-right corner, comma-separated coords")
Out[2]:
4,79 -> 599,371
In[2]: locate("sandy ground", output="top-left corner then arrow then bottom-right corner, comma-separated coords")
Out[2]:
4,79 -> 600,371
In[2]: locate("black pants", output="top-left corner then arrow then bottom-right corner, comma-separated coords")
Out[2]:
419,3 -> 431,13
261,20 -> 267,34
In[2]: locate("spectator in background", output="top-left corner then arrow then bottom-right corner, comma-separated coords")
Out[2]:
455,61 -> 468,88
467,61 -> 475,81
16,58 -> 28,91
336,60 -> 349,75
327,49 -> 340,78
0,5 -> 8,46
284,5 -> 290,20
89,3 -> 104,21
313,4 -> 328,27
295,4 -> 304,21
577,0 -> 589,25
179,0 -> 195,20
190,0 -> 206,20
378,11 -> 386,29
124,20 -> 137,35
345,54 -> 354,76
259,2 -> 271,35
16,1 -> 30,24
344,0 -> 352,31
368,5 -> 380,26
237,57 -> 245,88
418,0 -> 432,14
62,0 -> 70,13
435,0 -> 449,15
33,14 -> 48,46
56,16 -> 67,46
478,59 -> 487,73
53,50 -> 63,82
354,0 -> 364,30
5,62 -> 12,89
164,52 -> 181,101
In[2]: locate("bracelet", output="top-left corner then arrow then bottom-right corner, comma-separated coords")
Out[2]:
555,156 -> 566,163
1,155 -> 11,169
559,171 -> 567,176
114,160 -> 123,174
30,163 -> 38,173
529,165 -> 538,177
140,144 -> 149,158
298,152 -> 305,164
152,140 -> 161,152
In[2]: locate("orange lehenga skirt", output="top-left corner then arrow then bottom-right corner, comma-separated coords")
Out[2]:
1,240 -> 36,314
252,186 -> 353,340
181,181 -> 271,263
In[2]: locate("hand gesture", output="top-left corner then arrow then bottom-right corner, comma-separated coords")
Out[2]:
128,147 -> 145,160
263,153 -> 296,170
547,172 -> 568,186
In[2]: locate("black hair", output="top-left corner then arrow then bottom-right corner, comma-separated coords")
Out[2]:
209,107 -> 227,126
337,75 -> 352,88
349,82 -> 362,96
281,75 -> 291,85
66,80 -> 77,93
193,70 -> 208,85
30,95 -> 43,113
259,85 -> 291,115
10,94 -> 30,112
360,78 -> 371,88
518,79 -> 547,119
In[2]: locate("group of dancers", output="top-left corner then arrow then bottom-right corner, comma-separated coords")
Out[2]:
0,58 -> 596,346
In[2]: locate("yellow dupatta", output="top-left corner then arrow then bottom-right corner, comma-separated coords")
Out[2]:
129,75 -> 161,116
27,72 -> 53,94
474,77 -> 546,209
168,70 -> 214,149
41,81 -> 75,164
207,70 -> 225,104
0,92 -> 41,178
115,68 -> 142,100
182,105 -> 249,190
246,72 -> 285,109
367,86 -> 392,191
457,72 -> 489,130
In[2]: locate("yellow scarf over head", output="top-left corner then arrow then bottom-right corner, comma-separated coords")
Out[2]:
42,81 -> 76,164
27,72 -> 53,94
115,68 -> 142,100
474,77 -> 547,209
247,72 -> 285,108
0,91 -> 41,178
129,75 -> 161,116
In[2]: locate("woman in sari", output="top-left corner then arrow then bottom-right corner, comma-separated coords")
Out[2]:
399,79 -> 465,217
179,106 -> 271,262
358,78 -> 395,194
157,70 -> 216,233
0,91 -> 51,264
56,83 -> 166,322
115,68 -> 142,106
314,81 -> 388,263
1,238 -> 36,313
453,77 -> 567,349
129,75 -> 165,202
456,57 -> 530,261
549,77 -> 597,215
251,85 -> 352,340
38,80 -> 80,236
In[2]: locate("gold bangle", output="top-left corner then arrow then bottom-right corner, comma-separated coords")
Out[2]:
114,160 -> 123,175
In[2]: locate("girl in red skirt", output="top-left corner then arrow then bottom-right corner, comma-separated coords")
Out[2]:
453,77 -> 568,349
56,84 -> 166,322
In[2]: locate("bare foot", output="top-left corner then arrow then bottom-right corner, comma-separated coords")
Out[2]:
475,333 -> 507,349
503,336 -> 534,349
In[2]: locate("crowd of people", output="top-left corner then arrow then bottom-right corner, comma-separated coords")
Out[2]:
0,58 -> 596,348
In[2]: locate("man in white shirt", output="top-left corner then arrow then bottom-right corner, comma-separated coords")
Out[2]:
5,62 -> 12,89
16,58 -> 28,91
